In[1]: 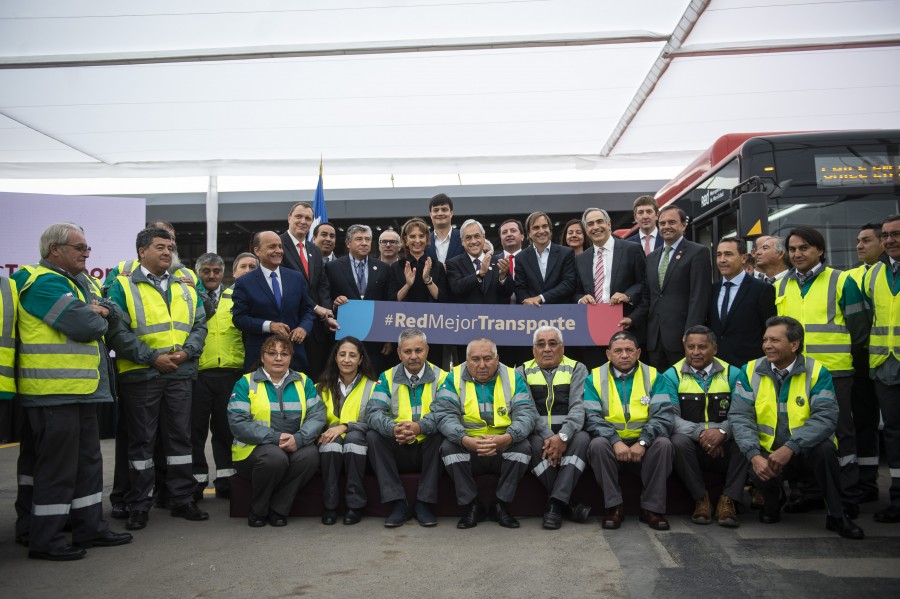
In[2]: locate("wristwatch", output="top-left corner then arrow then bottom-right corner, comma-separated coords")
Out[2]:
638,439 -> 648,447
558,432 -> 569,443
718,428 -> 727,438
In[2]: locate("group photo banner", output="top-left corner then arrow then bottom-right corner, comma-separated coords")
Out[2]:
335,300 -> 623,346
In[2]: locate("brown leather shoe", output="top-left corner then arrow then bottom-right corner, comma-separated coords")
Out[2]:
601,504 -> 624,529
639,509 -> 670,531
716,495 -> 739,528
691,492 -> 712,525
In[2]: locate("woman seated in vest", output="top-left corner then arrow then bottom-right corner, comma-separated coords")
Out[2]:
316,337 -> 378,525
228,335 -> 325,527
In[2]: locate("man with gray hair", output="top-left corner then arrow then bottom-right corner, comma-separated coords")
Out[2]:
754,235 -> 790,284
432,338 -> 537,529
13,222 -> 132,560
366,328 -> 449,527
516,325 -> 591,529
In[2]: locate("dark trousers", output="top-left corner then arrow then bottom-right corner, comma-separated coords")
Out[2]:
671,433 -> 747,501
439,437 -> 531,505
318,428 -> 368,510
648,334 -> 682,375
852,370 -> 881,495
366,429 -> 444,504
110,388 -> 167,506
588,436 -> 674,513
120,378 -> 195,511
875,380 -> 900,509
833,376 -> 863,503
191,370 -> 239,493
749,440 -> 844,517
528,431 -> 590,504
15,404 -> 110,552
234,443 -> 319,517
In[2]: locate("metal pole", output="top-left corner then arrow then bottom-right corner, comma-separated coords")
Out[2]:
206,175 -> 218,253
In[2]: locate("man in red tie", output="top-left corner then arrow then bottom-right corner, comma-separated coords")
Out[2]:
624,195 -> 661,256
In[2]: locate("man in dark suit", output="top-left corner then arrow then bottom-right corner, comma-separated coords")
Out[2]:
326,224 -> 398,372
631,205 -> 711,373
426,193 -> 463,264
574,208 -> 646,368
279,201 -> 338,379
624,195 -> 664,256
514,212 -> 576,306
232,231 -> 317,372
707,237 -> 775,367
446,219 -> 514,305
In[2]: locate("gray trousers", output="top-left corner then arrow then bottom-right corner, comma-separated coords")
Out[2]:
528,431 -> 590,504
366,429 -> 443,504
440,437 -> 531,505
671,432 -> 747,501
234,443 -> 319,517
120,378 -> 195,511
749,440 -> 844,517
588,436 -> 674,513
15,404 -> 110,552
318,428 -> 368,510
875,380 -> 900,509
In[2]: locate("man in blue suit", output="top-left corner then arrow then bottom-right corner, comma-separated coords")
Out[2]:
232,231 -> 317,372
426,193 -> 463,264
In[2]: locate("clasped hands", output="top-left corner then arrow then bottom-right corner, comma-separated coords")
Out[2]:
462,433 -> 512,456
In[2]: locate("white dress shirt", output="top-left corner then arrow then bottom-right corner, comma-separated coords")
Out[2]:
592,236 -> 616,302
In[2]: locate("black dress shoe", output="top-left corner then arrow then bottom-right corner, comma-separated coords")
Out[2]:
413,502 -> 438,527
321,509 -> 338,525
759,509 -> 781,524
171,501 -> 209,521
542,502 -> 563,530
268,512 -> 287,527
126,510 -> 149,530
565,503 -> 591,523
28,545 -> 86,561
248,512 -> 267,528
874,505 -> 900,523
343,508 -> 363,525
488,501 -> 520,529
457,500 -> 486,529
111,502 -> 129,520
76,530 -> 133,548
784,497 -> 825,514
826,515 -> 865,539
384,500 -> 412,528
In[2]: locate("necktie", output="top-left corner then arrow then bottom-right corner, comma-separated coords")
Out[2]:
147,273 -> 162,289
354,260 -> 367,296
658,246 -> 672,287
643,234 -> 651,256
774,367 -> 789,391
410,374 -> 419,385
270,271 -> 282,309
893,262 -> 900,276
473,258 -> 481,273
720,281 -> 734,322
696,369 -> 708,383
297,242 -> 309,278
210,290 -> 219,312
765,276 -> 776,285
594,247 -> 605,301
508,254 -> 515,278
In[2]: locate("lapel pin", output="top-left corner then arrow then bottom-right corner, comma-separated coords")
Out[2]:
373,266 -> 377,271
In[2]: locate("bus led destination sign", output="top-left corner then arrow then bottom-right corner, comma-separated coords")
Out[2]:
816,155 -> 900,188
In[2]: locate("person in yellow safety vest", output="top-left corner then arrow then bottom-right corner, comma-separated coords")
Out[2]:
315,336 -> 378,526
0,275 -> 18,443
191,252 -> 252,502
101,219 -> 199,292
516,325 -> 592,530
366,328 -> 448,528
775,226 -> 871,517
104,226 -> 208,532
228,335 -> 324,527
729,316 -> 864,539
432,338 -> 537,530
862,215 -> 900,523
658,325 -> 747,528
583,330 -> 675,532
848,222 -> 886,504
12,223 -> 133,561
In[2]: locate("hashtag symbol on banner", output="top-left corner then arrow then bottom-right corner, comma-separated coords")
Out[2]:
384,314 -> 393,326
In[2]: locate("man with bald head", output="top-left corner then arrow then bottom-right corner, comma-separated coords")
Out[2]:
232,231 -> 318,372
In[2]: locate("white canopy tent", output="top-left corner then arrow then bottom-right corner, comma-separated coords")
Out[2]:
1,0 -> 898,222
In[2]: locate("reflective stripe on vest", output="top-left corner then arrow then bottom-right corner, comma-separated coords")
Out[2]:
322,377 -> 376,436
16,266 -> 100,395
866,262 -> 900,368
390,363 -> 447,442
116,276 -> 198,374
232,373 -> 309,461
776,268 -> 852,371
0,276 -> 18,393
454,364 -> 515,437
522,356 -> 576,430
747,357 -> 836,452
198,287 -> 244,370
590,362 -> 655,439
672,357 -> 733,425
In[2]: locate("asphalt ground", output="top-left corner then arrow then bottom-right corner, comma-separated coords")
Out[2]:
1,439 -> 899,599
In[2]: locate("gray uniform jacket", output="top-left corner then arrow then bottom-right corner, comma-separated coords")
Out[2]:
515,359 -> 587,441
367,362 -> 445,439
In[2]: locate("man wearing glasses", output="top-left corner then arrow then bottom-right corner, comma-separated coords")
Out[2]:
378,229 -> 402,266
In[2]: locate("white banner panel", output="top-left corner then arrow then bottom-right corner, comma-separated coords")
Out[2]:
0,192 -> 145,280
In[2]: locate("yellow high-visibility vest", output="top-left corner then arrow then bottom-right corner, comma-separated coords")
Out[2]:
451,364 -> 516,437
231,372 -> 310,462
198,287 -> 243,370
0,276 -> 19,395
865,262 -> 900,369
589,362 -> 656,439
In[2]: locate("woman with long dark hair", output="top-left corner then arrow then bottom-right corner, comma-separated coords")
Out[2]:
560,218 -> 589,255
316,337 -> 378,525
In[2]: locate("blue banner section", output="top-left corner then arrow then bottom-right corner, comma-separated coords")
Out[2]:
335,300 -> 623,346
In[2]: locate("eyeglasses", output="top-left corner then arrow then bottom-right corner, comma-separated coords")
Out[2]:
379,239 -> 400,245
535,340 -> 561,349
59,244 -> 92,253
879,231 -> 900,240
264,351 -> 291,359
